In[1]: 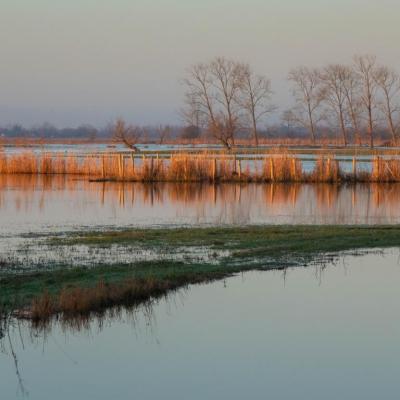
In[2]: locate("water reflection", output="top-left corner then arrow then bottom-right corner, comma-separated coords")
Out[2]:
1,249 -> 400,399
1,175 -> 400,236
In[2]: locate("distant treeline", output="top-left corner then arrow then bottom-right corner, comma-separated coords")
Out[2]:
2,54 -> 399,147
0,121 -> 304,142
0,123 -> 184,141
0,121 -> 393,146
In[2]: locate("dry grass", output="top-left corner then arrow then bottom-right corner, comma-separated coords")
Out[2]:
3,151 -> 400,182
371,157 -> 400,182
31,290 -> 54,320
310,157 -> 342,183
29,275 -> 215,321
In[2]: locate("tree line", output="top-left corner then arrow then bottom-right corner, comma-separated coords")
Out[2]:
183,55 -> 400,148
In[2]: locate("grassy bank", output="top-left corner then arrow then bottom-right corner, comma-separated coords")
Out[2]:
3,225 -> 400,320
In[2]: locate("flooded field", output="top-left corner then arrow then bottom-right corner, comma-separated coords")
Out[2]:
2,175 -> 400,237
2,156 -> 400,399
1,250 -> 400,399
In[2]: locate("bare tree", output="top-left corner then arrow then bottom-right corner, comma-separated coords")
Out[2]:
353,55 -> 378,148
183,57 -> 244,150
281,109 -> 298,132
238,65 -> 276,146
341,67 -> 363,145
112,119 -> 141,152
320,64 -> 351,146
157,125 -> 171,145
374,66 -> 400,144
288,67 -> 324,144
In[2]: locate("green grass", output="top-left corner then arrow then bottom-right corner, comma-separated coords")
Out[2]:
56,225 -> 400,255
3,225 -> 400,317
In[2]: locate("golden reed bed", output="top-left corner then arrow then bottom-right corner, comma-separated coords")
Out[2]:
0,152 -> 399,183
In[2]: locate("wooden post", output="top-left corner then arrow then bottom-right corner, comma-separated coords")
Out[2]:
237,159 -> 241,179
327,157 -> 331,180
376,156 -> 380,180
131,153 -> 135,177
102,155 -> 105,179
352,157 -> 356,179
117,154 -> 120,177
212,158 -> 217,181
269,158 -> 274,181
142,154 -> 146,179
118,154 -> 124,179
184,156 -> 188,181
291,158 -> 296,180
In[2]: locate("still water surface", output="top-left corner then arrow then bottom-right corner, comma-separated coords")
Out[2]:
1,176 -> 400,237
1,250 -> 400,399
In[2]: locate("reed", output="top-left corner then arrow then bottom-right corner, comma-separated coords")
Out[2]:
3,151 -> 400,183
263,156 -> 303,182
310,156 -> 342,183
371,157 -> 400,182
30,277 -> 187,320
31,290 -> 54,320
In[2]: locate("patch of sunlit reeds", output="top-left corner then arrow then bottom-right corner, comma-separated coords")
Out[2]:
3,151 -> 400,183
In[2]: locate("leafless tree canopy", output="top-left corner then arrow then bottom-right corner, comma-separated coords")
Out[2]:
112,119 -> 141,152
179,54 -> 400,147
157,125 -> 171,145
353,55 -> 379,147
183,57 -> 274,149
374,66 -> 400,144
320,64 -> 352,145
238,65 -> 276,146
341,66 -> 363,145
285,55 -> 400,147
288,67 -> 325,144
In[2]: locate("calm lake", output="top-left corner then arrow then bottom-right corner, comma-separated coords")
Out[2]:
1,250 -> 400,399
2,168 -> 400,399
1,176 -> 400,238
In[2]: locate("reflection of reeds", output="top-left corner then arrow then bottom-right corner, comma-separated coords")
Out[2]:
4,175 -> 400,216
3,151 -> 400,183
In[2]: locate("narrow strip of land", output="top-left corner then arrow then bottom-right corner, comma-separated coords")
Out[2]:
2,225 -> 400,320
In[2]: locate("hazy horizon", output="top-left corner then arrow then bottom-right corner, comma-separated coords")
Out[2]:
1,0 -> 400,128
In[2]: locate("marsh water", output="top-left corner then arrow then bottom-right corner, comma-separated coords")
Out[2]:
2,176 -> 400,237
2,175 -> 400,272
1,250 -> 400,399
2,166 -> 400,398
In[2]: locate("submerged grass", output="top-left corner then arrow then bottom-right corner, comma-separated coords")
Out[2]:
3,225 -> 400,321
56,225 -> 400,254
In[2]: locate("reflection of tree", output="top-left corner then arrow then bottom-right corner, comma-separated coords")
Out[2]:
0,294 -> 177,398
0,315 -> 29,398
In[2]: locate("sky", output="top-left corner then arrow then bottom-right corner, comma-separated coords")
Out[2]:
1,0 -> 400,127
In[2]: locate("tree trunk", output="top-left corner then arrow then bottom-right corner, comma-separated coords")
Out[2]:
368,107 -> 374,148
339,109 -> 347,146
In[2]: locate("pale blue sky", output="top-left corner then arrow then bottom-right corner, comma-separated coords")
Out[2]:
1,0 -> 399,127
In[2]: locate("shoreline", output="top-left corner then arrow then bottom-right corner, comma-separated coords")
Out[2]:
2,225 -> 400,321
